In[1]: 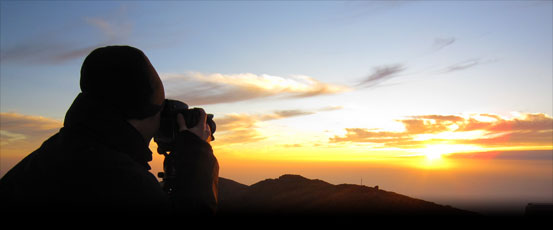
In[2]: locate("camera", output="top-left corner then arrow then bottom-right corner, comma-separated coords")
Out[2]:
153,99 -> 216,194
154,99 -> 216,155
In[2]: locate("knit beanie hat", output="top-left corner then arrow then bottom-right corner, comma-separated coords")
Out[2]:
80,46 -> 165,119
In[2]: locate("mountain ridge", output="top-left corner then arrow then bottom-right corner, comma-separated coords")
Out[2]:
218,174 -> 477,216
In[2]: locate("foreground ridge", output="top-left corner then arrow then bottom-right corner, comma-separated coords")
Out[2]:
217,174 -> 477,216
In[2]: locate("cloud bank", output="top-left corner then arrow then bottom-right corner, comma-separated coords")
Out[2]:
161,72 -> 351,106
330,113 -> 553,149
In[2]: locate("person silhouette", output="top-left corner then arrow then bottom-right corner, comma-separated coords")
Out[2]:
0,46 -> 218,214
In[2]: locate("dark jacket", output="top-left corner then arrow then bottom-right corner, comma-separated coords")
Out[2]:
0,93 -> 219,214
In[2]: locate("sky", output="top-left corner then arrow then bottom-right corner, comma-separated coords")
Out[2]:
1,1 -> 552,214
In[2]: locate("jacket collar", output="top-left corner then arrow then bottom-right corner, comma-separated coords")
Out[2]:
64,93 -> 153,170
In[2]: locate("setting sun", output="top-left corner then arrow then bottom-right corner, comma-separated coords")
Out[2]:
423,145 -> 448,161
404,144 -> 483,169
420,144 -> 482,160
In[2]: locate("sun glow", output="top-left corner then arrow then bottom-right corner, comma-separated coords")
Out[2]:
410,144 -> 482,169
423,143 -> 483,157
423,144 -> 451,160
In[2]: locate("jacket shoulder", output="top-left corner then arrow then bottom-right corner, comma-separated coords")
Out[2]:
0,131 -> 169,211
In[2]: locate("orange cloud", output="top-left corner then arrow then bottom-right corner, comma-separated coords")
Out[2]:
0,112 -> 62,147
0,113 -> 62,177
214,113 -> 266,145
330,113 -> 553,150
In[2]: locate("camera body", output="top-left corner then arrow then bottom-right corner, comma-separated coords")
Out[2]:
154,99 -> 216,155
154,99 -> 216,194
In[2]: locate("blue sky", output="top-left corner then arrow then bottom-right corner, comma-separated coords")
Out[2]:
1,1 -> 551,121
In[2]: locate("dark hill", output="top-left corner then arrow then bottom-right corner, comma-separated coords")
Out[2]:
217,174 -> 476,216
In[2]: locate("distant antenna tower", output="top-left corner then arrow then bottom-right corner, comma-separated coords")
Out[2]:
360,177 -> 363,186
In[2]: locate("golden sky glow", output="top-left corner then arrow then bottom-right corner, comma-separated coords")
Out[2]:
212,111 -> 552,153
2,111 -> 551,173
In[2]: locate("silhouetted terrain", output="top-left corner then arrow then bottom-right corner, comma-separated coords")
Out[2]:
218,174 -> 476,216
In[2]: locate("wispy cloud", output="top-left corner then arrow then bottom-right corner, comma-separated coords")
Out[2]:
431,37 -> 456,51
330,112 -> 553,150
440,58 -> 499,73
338,1 -> 412,22
0,39 -> 97,65
161,72 -> 351,106
356,64 -> 407,88
84,17 -> 132,42
444,59 -> 481,72
1,6 -> 131,65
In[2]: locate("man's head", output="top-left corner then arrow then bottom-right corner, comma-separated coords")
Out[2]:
80,46 -> 165,141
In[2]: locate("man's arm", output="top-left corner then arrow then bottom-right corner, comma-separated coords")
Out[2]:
170,111 -> 219,214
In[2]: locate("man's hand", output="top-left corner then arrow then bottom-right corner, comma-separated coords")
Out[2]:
176,109 -> 212,143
